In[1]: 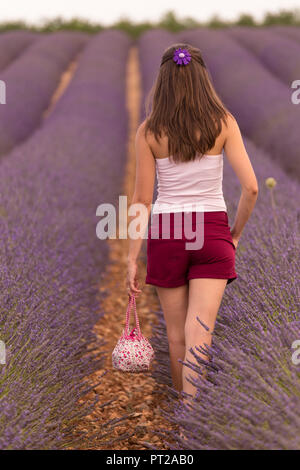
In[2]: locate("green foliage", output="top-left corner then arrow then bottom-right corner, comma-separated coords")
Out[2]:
0,21 -> 30,32
236,14 -> 256,27
263,9 -> 300,26
157,11 -> 186,32
207,14 -> 230,29
112,16 -> 154,40
0,9 -> 299,36
40,17 -> 102,33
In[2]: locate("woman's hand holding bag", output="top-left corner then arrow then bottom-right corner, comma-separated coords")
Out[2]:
112,294 -> 155,372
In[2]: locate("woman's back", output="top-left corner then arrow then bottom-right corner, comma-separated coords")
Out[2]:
146,126 -> 226,160
146,124 -> 227,214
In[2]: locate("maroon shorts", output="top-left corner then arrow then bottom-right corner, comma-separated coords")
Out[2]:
145,211 -> 237,288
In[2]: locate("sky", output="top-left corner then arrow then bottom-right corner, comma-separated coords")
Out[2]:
1,0 -> 300,25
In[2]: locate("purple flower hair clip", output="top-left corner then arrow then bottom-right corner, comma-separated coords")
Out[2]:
173,47 -> 191,66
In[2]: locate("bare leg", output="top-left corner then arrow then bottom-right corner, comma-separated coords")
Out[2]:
183,278 -> 227,399
155,284 -> 189,391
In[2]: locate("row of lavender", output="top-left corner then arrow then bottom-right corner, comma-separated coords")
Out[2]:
138,30 -> 300,449
271,26 -> 300,42
0,31 -> 89,156
226,27 -> 300,85
0,30 -> 131,449
0,31 -> 38,71
177,28 -> 300,180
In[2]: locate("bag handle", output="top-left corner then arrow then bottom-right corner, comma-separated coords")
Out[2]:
125,294 -> 142,339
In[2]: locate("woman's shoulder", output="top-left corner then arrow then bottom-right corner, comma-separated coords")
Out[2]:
136,119 -> 159,146
223,112 -> 242,140
135,120 -> 148,144
223,111 -> 238,130
136,119 -> 151,138
219,112 -> 240,143
135,120 -> 158,158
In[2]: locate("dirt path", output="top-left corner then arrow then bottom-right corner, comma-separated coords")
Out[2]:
69,46 -> 179,450
42,56 -> 80,119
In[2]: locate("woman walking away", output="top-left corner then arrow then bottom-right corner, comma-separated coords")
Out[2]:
126,44 -> 258,400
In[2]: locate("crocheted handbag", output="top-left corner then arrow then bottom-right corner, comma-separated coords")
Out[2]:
112,294 -> 155,372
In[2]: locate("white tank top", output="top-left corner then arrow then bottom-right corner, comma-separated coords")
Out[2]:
152,152 -> 227,214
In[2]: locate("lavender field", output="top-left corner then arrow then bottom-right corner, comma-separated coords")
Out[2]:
227,27 -> 300,85
0,32 -> 89,155
0,30 -> 131,449
0,26 -> 299,449
0,31 -> 38,71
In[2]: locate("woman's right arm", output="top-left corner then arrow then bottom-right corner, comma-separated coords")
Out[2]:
223,114 -> 259,247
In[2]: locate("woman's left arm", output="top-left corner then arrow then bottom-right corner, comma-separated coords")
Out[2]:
126,121 -> 155,296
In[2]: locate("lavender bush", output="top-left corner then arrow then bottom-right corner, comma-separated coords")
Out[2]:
271,26 -> 300,43
0,31 -> 88,156
159,319 -> 300,450
138,30 -> 300,450
0,30 -> 39,71
178,29 -> 300,180
0,30 -> 131,449
227,27 -> 300,85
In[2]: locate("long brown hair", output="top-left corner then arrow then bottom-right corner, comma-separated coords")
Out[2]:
144,43 -> 231,163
